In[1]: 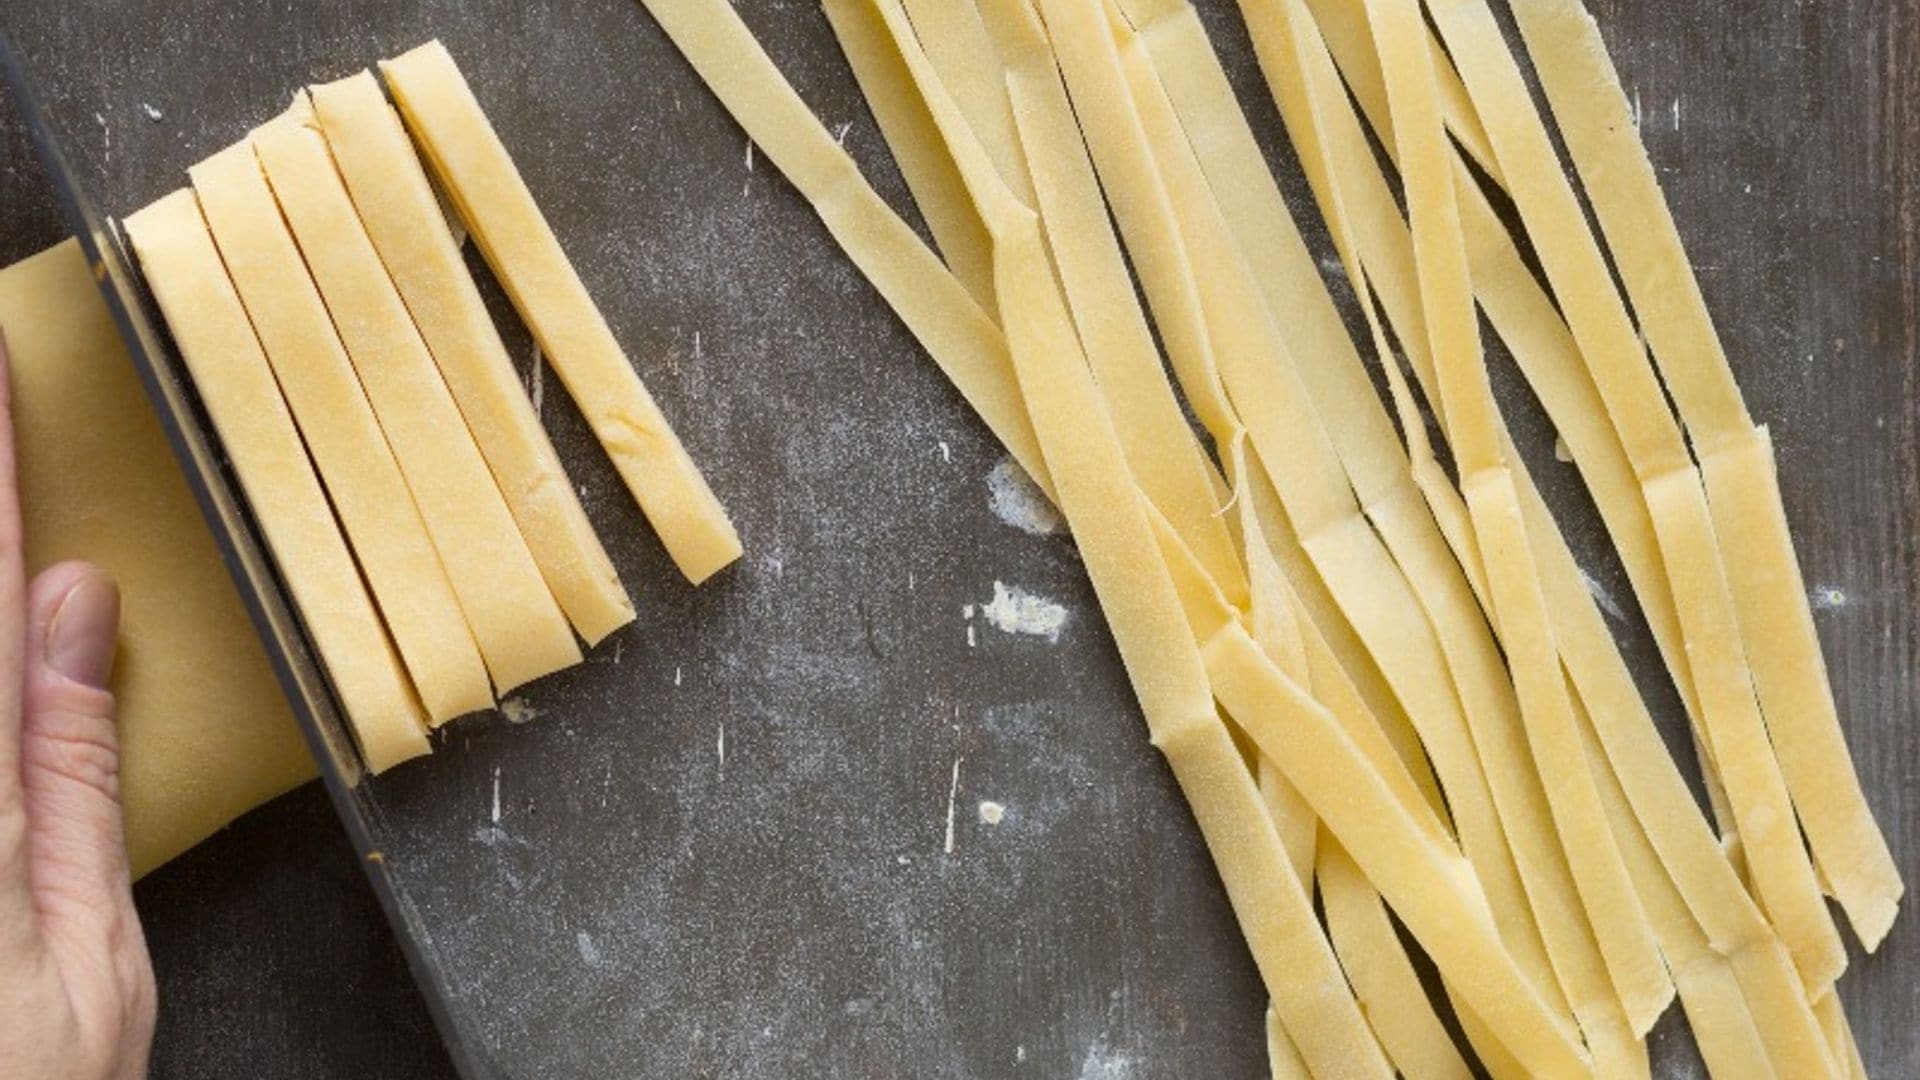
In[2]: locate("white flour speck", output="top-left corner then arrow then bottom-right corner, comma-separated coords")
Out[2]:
939,440 -> 952,463
987,456 -> 1065,535
490,766 -> 502,824
744,138 -> 755,171
835,121 -> 853,146
141,102 -> 164,122
978,801 -> 1005,825
943,758 -> 963,855
980,581 -> 1070,642
500,697 -> 541,724
1632,88 -> 1643,130
1811,585 -> 1848,610
674,665 -> 684,687
1076,1038 -> 1136,1080
1671,98 -> 1682,131
1581,570 -> 1627,622
717,723 -> 727,770
575,930 -> 602,967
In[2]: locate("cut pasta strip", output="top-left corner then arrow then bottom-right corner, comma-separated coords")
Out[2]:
123,192 -> 431,771
190,139 -> 494,724
1227,444 -> 1320,884
1078,1 -> 1581,1044
1693,425 -> 1902,946
1096,8 -> 1615,1067
1295,0 -> 1503,186
1195,600 -> 1587,1077
309,72 -> 635,645
1814,993 -> 1869,1080
253,99 -> 581,695
1221,1 -> 1665,1051
972,0 -> 1247,607
861,6 -> 1385,1067
1271,0 -> 1764,970
1258,0 -> 1714,792
823,0 -> 997,314
1265,1008 -> 1311,1079
382,41 -> 742,585
1319,835 -> 1475,1080
613,7 -> 1051,499
1510,0 -> 1902,938
895,0 -> 1035,205
1425,0 -> 1845,991
1574,688 -> 1840,1079
1357,0 -> 1669,1031
1571,693 -> 1780,1080
1251,472 -> 1448,817
1275,1 -> 1839,1059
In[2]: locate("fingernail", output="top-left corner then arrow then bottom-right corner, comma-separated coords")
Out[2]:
47,571 -> 120,689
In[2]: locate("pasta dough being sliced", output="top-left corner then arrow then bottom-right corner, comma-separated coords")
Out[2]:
190,139 -> 493,724
381,41 -> 742,586
309,71 -> 636,646
253,99 -> 580,696
122,194 -> 430,771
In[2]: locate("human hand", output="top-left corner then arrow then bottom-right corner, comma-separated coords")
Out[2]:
0,329 -> 155,1080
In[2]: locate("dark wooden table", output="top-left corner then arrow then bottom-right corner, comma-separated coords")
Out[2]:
1,0 -> 1913,1076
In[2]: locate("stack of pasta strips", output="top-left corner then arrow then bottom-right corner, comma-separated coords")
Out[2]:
638,0 -> 1901,1075
126,43 -> 740,772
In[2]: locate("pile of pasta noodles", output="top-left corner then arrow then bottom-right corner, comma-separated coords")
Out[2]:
638,0 -> 1901,1075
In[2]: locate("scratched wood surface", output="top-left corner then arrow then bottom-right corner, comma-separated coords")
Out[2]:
0,0 -> 1912,1076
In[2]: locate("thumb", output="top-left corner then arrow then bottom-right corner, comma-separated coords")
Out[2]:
19,561 -> 130,921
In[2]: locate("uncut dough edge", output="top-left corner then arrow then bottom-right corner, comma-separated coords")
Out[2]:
309,70 -> 636,646
123,191 -> 430,772
381,40 -> 743,586
1,239 -> 317,876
